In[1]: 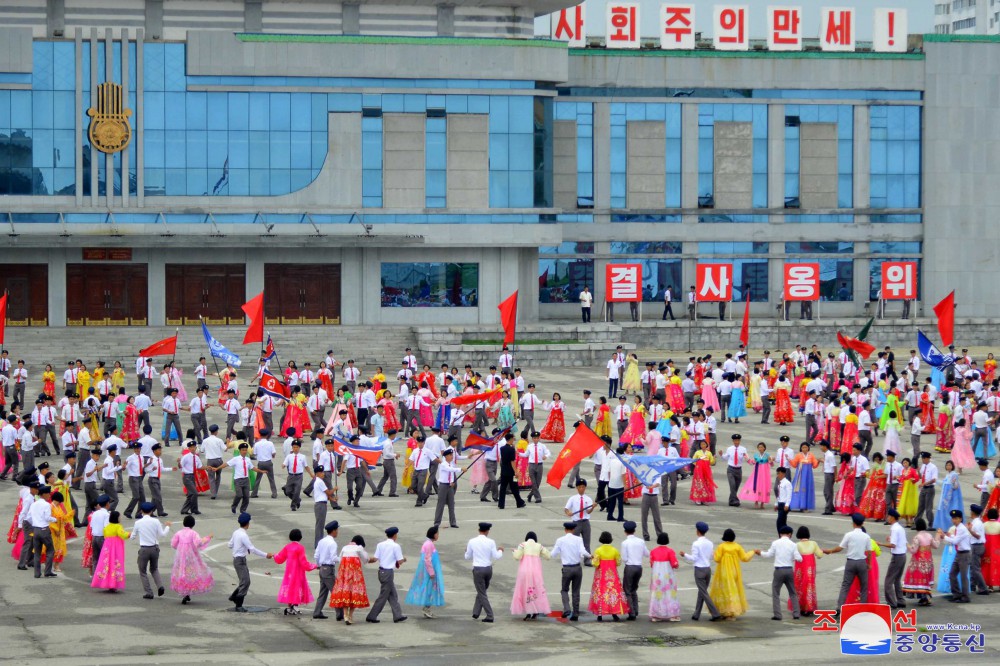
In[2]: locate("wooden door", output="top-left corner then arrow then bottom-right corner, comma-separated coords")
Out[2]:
264,264 -> 341,324
0,264 -> 48,325
66,264 -> 147,325
165,265 -> 246,325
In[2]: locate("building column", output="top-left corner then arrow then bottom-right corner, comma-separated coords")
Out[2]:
147,250 -> 165,327
593,102 -> 610,211
853,106 -> 870,209
768,104 -> 785,208
49,256 -> 67,327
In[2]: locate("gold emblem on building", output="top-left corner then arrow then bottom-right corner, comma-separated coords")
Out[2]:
87,82 -> 132,153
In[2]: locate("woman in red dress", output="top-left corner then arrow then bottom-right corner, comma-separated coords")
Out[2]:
982,508 -> 1000,590
834,452 -> 856,515
415,365 -> 439,400
693,359 -> 705,390
859,452 -> 887,520
791,526 -> 824,615
589,531 -> 628,622
329,535 -> 373,625
379,390 -> 401,432
318,362 -> 335,398
121,396 -> 140,442
538,393 -> 566,443
846,531 -> 881,603
920,392 -> 936,434
689,440 -> 717,505
623,443 -> 643,503
773,376 -> 794,425
902,518 -> 940,604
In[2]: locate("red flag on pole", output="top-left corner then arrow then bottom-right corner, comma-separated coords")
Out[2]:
498,290 -> 518,345
139,335 -> 178,358
933,290 -> 955,348
0,291 -> 7,346
546,423 -> 606,489
241,291 -> 265,345
739,291 -> 750,348
836,331 -> 876,360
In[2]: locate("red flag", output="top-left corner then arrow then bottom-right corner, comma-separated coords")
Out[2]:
498,290 -> 518,346
0,291 -> 7,346
139,335 -> 177,358
933,291 -> 955,348
546,424 -> 606,489
836,331 -> 876,360
258,369 -> 290,400
739,291 -> 750,348
241,291 -> 265,345
447,388 -> 502,407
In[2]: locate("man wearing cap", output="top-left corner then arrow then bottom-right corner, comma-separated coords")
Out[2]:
639,473 -> 663,542
130,502 -> 171,599
519,385 -> 539,439
88,494 -> 111,572
312,466 -> 337,547
423,427 -> 446,497
223,390 -> 241,439
522,432 -> 550,504
478,431 -> 501,504
122,442 -> 148,519
366,527 -> 407,624
621,521 -> 649,620
250,429 -> 278,499
757,525 -> 802,620
175,441 -> 204,516
975,459 -> 995,508
775,467 -> 792,534
497,432 -> 526,510
433,446 -> 464,528
375,429 -> 399,497
146,444 -> 171,517
189,385 -> 211,444
161,387 -> 185,447
883,450 -> 902,517
227,513 -> 273,611
825,513 -> 873,610
100,444 -> 122,511
551,521 -> 589,620
968,504 -> 989,596
564,479 -> 595,555
722,434 -> 748,508
916,452 -> 938,527
29,485 -> 58,578
938,509 -> 973,602
82,449 -> 102,517
312,521 -> 344,620
215,443 -> 262,515
680,522 -> 721,621
465,522 -> 504,622
200,424 -> 229,499
282,440 -> 311,511
880,509 -> 908,608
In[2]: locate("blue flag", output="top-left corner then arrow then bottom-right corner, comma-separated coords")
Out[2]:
917,329 -> 955,370
201,320 -> 241,367
615,454 -> 694,488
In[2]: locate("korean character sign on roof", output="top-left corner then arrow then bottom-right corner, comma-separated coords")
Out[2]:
605,264 -> 642,302
606,3 -> 641,49
821,7 -> 855,52
873,8 -> 907,53
767,6 -> 803,51
881,262 -> 917,300
551,3 -> 586,47
660,4 -> 695,50
714,5 -> 748,51
696,264 -> 733,302
784,263 -> 819,301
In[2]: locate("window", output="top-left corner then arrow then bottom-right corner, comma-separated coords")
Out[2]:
489,95 -> 534,208
609,102 -> 681,209
381,263 -> 479,307
426,111 -> 446,208
870,106 -> 921,209
624,260 -> 682,302
697,103 -> 767,209
554,101 -> 594,207
697,242 -> 769,254
784,242 -> 853,254
610,242 -> 682,254
540,242 -> 595,254
361,110 -> 383,208
538,259 -> 594,303
783,105 -> 853,208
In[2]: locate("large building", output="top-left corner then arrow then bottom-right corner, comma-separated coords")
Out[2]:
0,1 -> 998,330
933,0 -> 1000,35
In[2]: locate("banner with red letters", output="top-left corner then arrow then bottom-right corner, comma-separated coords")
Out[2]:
880,261 -> 917,300
784,263 -> 820,301
605,263 -> 642,302
696,263 -> 733,302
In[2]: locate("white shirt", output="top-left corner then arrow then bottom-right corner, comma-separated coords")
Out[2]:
179,451 -> 203,474
620,535 -> 649,566
776,477 -> 792,505
823,450 -> 838,474
147,456 -> 171,479
977,468 -> 996,492
201,435 -> 227,460
970,517 -> 986,545
19,428 -> 35,452
973,410 -> 990,429
130,515 -> 170,546
0,424 -> 16,448
373,538 -> 404,568
520,393 -> 538,411
723,445 -> 747,468
911,417 -> 923,436
134,394 -> 152,412
761,537 -> 803,567
839,528 -> 873,560
228,528 -> 267,558
606,360 -> 619,380
314,535 -> 340,566
683,536 -> 714,568
124,453 -> 146,477
380,439 -> 398,461
253,439 -> 277,462
775,447 -> 793,469
888,522 -> 908,555
919,462 -> 939,485
189,396 -> 208,414
162,396 -> 180,414
283,452 -> 308,474
885,461 -> 903,485
313,476 -> 330,502
551,533 -> 589,566
943,523 -> 972,552
579,290 -> 593,307
90,507 -> 109,535
605,455 -> 626,489
100,455 -> 121,480
614,404 -> 631,421
852,455 -> 870,478
565,493 -> 594,521
857,410 -> 871,432
436,460 -> 462,484
465,534 -> 503,567
523,441 -> 550,464
409,446 -> 433,471
227,455 -> 253,479
28,499 -> 55,529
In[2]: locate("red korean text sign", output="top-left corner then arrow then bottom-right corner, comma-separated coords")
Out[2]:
660,4 -> 695,50
784,263 -> 820,301
714,5 -> 748,50
696,263 -> 733,302
606,3 -> 640,49
605,263 -> 642,302
881,262 -> 917,300
767,6 -> 802,51
551,3 -> 586,47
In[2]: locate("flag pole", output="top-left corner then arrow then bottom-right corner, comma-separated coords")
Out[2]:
168,326 -> 179,371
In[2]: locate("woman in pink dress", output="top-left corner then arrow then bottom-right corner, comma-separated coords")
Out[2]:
738,442 -> 772,508
169,515 -> 214,604
416,384 -> 435,428
510,532 -> 551,620
834,453 -> 856,515
700,378 -> 720,413
91,511 -> 130,592
468,444 -> 488,494
619,397 -> 646,445
950,418 -> 976,472
121,396 -> 140,442
274,528 -> 318,615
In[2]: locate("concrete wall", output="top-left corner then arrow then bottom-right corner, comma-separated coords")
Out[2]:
382,113 -> 425,209
552,120 -> 577,209
800,123 -> 838,209
626,121 -> 665,209
446,114 -> 489,209
713,122 -> 752,209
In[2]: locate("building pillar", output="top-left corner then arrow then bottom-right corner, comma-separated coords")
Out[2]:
147,250 -> 165,327
49,256 -> 67,327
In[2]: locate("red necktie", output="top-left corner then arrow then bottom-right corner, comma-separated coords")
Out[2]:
138,456 -> 143,475
579,497 -> 585,519
921,466 -> 926,483
532,447 -> 537,464
293,456 -> 298,473
416,449 -> 423,468
243,457 -> 248,476
157,460 -> 161,479
888,466 -> 893,484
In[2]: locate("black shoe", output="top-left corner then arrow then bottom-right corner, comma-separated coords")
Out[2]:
482,618 -> 494,623
627,614 -> 636,621
124,513 -> 133,519
561,611 -> 571,618
158,513 -> 169,517
158,586 -> 165,596
394,616 -> 408,623
709,616 -> 723,622
44,573 -> 58,578
17,565 -> 27,570
313,613 -> 328,619
977,591 -> 990,596
366,618 -> 380,624
388,494 -> 399,497
472,615 -> 479,620
570,614 -> 579,621
896,602 -> 907,607
450,524 -> 459,529
480,498 -> 491,502
516,503 -> 526,509
771,616 -> 782,621
182,595 -> 191,605
231,506 -> 237,514
234,607 -> 248,613
143,594 -> 154,599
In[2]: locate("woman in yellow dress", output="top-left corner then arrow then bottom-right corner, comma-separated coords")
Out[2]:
77,363 -> 92,398
111,361 -> 126,394
708,528 -> 755,618
621,354 -> 641,396
42,364 -> 57,399
50,491 -> 75,572
93,361 -> 107,387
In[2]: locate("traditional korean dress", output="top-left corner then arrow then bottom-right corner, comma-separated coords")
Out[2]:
790,452 -> 819,511
589,544 -> 628,617
728,381 -> 747,420
700,378 -> 720,412
749,374 -> 763,412
667,377 -> 685,412
738,452 -> 772,504
51,501 -> 74,564
43,370 -> 56,399
381,398 -> 401,432
594,403 -> 612,439
898,466 -> 920,520
792,539 -> 824,615
935,404 -> 955,453
902,530 -> 939,598
882,418 -> 903,457
496,398 -> 515,430
834,460 -> 856,515
111,367 -> 125,394
689,450 -> 716,504
773,380 -> 794,424
951,425 -> 976,471
846,539 -> 881,604
621,357 -> 641,395
91,523 -> 130,591
274,541 -> 317,605
539,401 -> 566,443
859,464 -> 887,520
920,394 -> 936,434
879,393 -> 904,431
330,544 -> 370,609
80,514 -> 94,570
933,471 -> 964,530
648,545 -> 681,621
709,541 -> 754,618
827,406 -> 842,451
982,519 -> 1000,588
510,539 -> 551,616
122,403 -> 140,442
515,439 -> 531,488
985,358 -> 998,384
169,527 -> 214,598
401,438 -> 417,489
619,404 -> 646,445
405,538 -> 445,608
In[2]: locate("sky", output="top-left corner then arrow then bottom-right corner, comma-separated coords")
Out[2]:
535,1 -> 934,41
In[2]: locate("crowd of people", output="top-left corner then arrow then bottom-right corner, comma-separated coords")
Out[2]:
2,341 -> 1000,623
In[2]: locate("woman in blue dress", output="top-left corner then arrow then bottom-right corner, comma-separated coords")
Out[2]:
932,461 -> 963,530
972,426 -> 998,460
405,525 -> 446,618
727,376 -> 747,424
789,442 -> 819,511
874,387 -> 887,422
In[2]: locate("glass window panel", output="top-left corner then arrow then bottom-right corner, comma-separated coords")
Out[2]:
164,93 -> 185,130
10,91 -> 32,127
186,93 -> 207,128
788,258 -> 853,301
164,133 -> 185,168
381,263 -> 479,307
206,92 -> 228,131
610,242 -> 682,254
269,93 -> 291,131
228,169 -> 248,195
539,259 -> 594,303
145,129 -> 165,168
470,96 -> 492,114
784,242 -> 854,254
732,260 -> 768,302
489,96 -> 509,132
53,91 -> 74,130
539,242 -> 595,255
185,130 -> 207,168
698,242 -> 769,254
145,91 -> 165,130
269,169 -> 290,195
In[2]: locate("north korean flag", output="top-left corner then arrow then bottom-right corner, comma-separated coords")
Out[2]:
258,368 -> 289,400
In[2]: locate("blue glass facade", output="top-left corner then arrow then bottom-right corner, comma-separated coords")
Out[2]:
870,106 -> 921,208
553,101 -> 593,207
783,105 -> 853,208
609,102 -> 681,209
697,104 -> 768,209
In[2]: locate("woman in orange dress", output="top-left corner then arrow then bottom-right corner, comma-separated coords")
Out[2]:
415,366 -> 439,400
773,376 -> 794,425
920,392 -> 936,434
330,535 -> 374,625
834,452 -> 855,515
538,393 -> 566,443
985,354 -> 997,384
859,452 -> 887,520
689,440 -> 716,505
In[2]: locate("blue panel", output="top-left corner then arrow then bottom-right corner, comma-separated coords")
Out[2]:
249,93 -> 269,131
145,130 -> 165,168
186,93 -> 207,128
164,92 -> 186,130
249,131 -> 269,168
228,92 -> 248,130
269,131 -> 291,170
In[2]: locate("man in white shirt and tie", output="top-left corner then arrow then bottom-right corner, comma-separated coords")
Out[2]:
939,509 -> 973,603
880,509 -> 909,608
916,451 -> 938,527
565,479 -> 595,554
146,444 -> 172,516
433,447 -> 464,529
723,434 -> 748,507
521,432 -> 550,504
250,429 -> 278,499
519,384 -> 539,439
775,466 -> 793,534
639,475 -> 663,542
551,521 -> 590,620
409,436 -> 435,507
857,404 -> 874,458
312,520 -> 343,620
161,388 -> 184,447
100,444 -> 122,511
826,513 -> 874,610
307,384 -> 328,431
29,485 -> 58,578
365,527 -> 407,624
614,396 -> 631,439
215,442 -> 261,515
227,512 -> 273,612
757,524 -> 802,620
122,442 -> 148,519
375,429 -> 400,497
130,502 -> 171,599
199,425 -> 229,499
850,443 -> 870,510
680,521 -> 722,621
281,439 -> 312,511
774,435 -> 793,496
620,521 -> 650,620
465,522 -> 504,622
188,386 -> 210,443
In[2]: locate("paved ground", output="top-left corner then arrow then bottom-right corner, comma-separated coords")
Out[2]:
1,356 -> 998,665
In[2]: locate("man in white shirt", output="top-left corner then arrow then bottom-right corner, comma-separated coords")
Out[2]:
216,441 -> 261,516
176,440 -> 205,516
551,521 -> 590,620
134,388 -> 153,434
565,479 -> 595,553
251,430 -> 278,499
87,494 -> 110,569
100,444 -> 122,511
343,360 -> 360,395
227,513 -> 273,612
938,509 -> 973,602
146,444 -> 172,516
803,391 -> 819,444
200,425 -> 229,499
757,524 -> 803,620
522,432 -> 550,504
579,286 -> 593,323
281,439 -> 312,511
365,526 -> 407,624
307,384 -> 329,431
968,504 -> 989,595
606,353 -> 620,399
605,445 -> 626,522
879,509 -> 908,608
29,486 -> 57,578
519,385 -> 539,439
971,402 -> 991,460
161,388 -> 184,447
10,359 -> 26,408
0,415 -> 19,481
883,450 -> 903,515
613,396 -> 631,439
775,466 -> 792,534
916,451 -> 938,527
680,521 -> 721,621
375,430 -> 400,497
581,389 -> 596,432
312,520 -> 343,620
686,285 -> 696,320
827,513 -> 874,610
122,443 -> 148,519
188,386 -> 210,443
465,522 -> 504,622
976,458 -> 995,507
409,436 -> 434,507
130,502 -> 171,599
620,521 -> 650,620
849,443 -> 870,509
433,447 -> 464,529
723,434 -> 747,507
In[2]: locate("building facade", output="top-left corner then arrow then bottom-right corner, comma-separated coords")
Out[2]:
0,1 -> 998,328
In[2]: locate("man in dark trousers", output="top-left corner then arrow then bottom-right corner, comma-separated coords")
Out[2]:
496,432 -> 525,510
